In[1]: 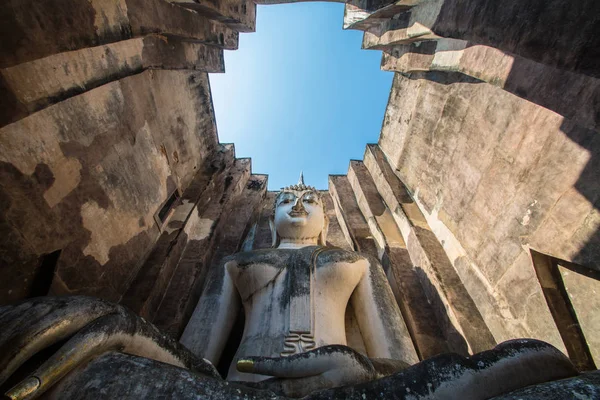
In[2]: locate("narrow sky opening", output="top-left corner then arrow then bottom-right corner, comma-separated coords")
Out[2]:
210,2 -> 393,190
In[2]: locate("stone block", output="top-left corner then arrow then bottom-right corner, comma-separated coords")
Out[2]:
120,227 -> 185,318
361,2 -> 440,50
248,191 -> 277,250
380,40 -> 600,134
1,35 -> 224,126
495,252 -> 541,317
0,0 -> 237,69
428,0 -> 599,77
343,1 -> 417,31
347,157 -> 448,358
530,215 -> 580,263
168,0 -> 256,32
320,191 -> 353,250
378,74 -> 423,169
380,39 -> 600,132
524,127 -> 599,264
365,0 -> 598,78
495,252 -> 565,353
452,255 -> 526,343
329,175 -> 379,257
381,42 -> 439,73
474,237 -> 523,285
347,161 -> 387,252
550,189 -> 595,238
440,155 -> 482,225
387,247 -> 449,359
570,208 -> 600,272
523,290 -> 567,351
411,226 -> 496,354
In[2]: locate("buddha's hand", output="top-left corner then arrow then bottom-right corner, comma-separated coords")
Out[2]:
236,344 -> 380,397
0,296 -> 219,400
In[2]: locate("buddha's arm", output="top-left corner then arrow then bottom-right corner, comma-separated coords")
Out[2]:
350,256 -> 419,365
180,258 -> 241,365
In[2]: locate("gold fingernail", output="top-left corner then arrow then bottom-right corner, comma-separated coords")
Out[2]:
236,359 -> 254,373
5,376 -> 41,400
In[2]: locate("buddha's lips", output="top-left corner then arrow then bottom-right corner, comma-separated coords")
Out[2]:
288,210 -> 308,217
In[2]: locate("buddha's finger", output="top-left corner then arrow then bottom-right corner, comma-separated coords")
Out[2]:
5,310 -> 220,400
237,345 -> 369,378
0,296 -> 118,386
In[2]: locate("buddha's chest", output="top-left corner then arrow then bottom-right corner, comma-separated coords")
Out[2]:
229,258 -> 365,304
227,248 -> 367,357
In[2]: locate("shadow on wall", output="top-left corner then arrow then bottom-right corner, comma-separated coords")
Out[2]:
384,40 -> 598,132
31,249 -> 62,297
414,266 -> 469,356
499,31 -> 599,262
430,0 -> 600,270
561,117 -> 600,272
430,0 -> 599,78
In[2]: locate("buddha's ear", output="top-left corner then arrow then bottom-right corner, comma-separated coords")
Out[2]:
318,214 -> 329,246
269,218 -> 278,248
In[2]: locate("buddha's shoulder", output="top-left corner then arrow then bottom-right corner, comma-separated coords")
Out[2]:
223,248 -> 293,267
316,246 -> 366,265
223,246 -> 367,267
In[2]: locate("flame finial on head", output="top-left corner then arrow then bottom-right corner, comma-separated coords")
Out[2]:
298,171 -> 304,186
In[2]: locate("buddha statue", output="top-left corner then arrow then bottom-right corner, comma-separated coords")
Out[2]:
0,177 -> 580,400
179,175 -> 419,387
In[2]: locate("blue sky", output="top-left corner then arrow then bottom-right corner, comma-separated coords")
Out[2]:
210,2 -> 393,190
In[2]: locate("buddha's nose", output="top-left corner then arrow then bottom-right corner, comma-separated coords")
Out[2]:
292,198 -> 305,211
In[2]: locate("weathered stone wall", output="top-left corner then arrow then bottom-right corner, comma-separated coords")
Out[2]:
0,0 -> 246,304
348,0 -> 600,367
377,71 -> 599,350
0,69 -> 223,302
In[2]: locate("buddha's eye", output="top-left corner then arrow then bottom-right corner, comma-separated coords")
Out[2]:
303,193 -> 318,204
278,193 -> 296,205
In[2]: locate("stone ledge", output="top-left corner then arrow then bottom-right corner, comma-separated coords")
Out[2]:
363,144 -> 497,354
1,35 -> 225,127
329,174 -> 379,257
168,0 -> 256,32
0,0 -> 237,70
380,39 -> 600,132
343,1 -> 419,31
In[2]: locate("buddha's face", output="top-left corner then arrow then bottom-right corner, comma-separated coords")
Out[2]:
274,189 -> 325,241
